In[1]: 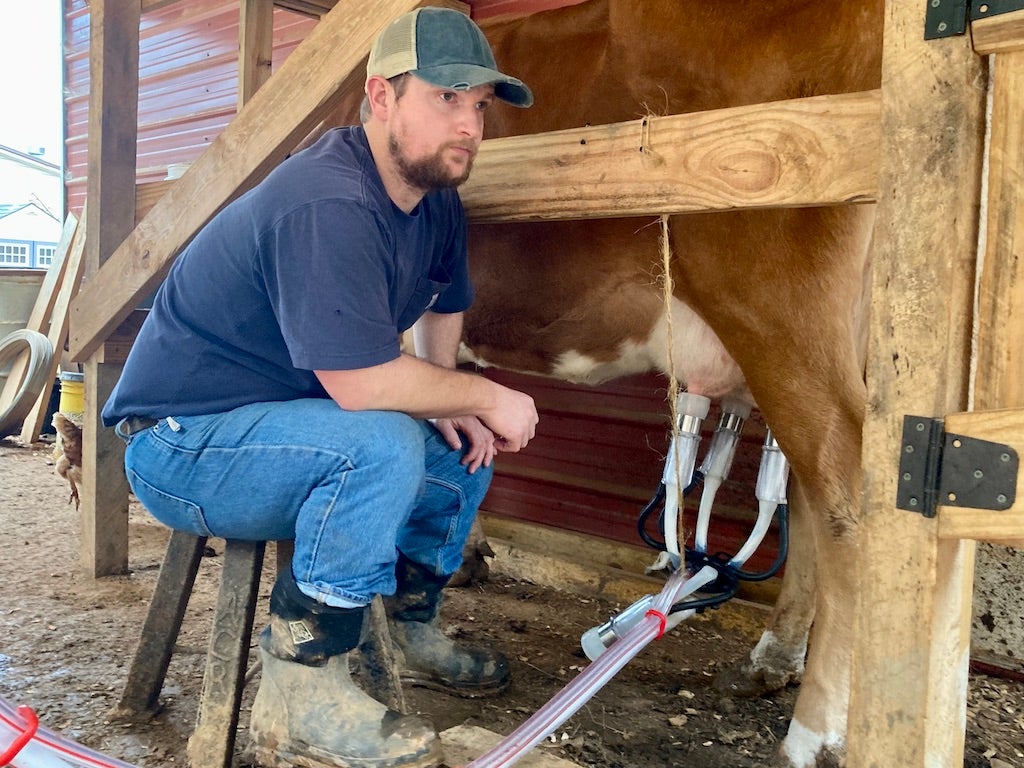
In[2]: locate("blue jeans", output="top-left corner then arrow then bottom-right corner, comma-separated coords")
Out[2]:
117,399 -> 493,608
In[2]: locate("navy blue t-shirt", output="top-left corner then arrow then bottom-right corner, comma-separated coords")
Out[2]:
102,126 -> 472,425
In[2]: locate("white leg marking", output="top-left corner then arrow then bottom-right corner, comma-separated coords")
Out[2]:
782,718 -> 843,768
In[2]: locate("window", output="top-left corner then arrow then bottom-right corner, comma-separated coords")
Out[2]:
36,245 -> 57,267
0,244 -> 29,266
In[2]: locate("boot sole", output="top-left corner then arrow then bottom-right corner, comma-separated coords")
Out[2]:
400,670 -> 509,699
250,741 -> 444,768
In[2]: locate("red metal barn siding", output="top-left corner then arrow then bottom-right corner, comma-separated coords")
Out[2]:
63,0 -> 316,215
480,370 -> 780,573
62,0 -> 780,572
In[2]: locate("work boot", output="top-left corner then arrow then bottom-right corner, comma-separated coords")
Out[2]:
249,569 -> 442,768
385,555 -> 509,698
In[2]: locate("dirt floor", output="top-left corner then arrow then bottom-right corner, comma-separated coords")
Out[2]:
3,436 -> 1024,768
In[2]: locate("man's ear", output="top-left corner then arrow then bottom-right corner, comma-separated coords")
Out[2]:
364,76 -> 392,120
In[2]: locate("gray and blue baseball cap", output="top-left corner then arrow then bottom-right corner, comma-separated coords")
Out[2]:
366,7 -> 533,108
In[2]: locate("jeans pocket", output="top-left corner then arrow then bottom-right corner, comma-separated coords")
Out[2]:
128,468 -> 214,537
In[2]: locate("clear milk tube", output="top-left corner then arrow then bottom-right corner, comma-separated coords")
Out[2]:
467,565 -> 719,768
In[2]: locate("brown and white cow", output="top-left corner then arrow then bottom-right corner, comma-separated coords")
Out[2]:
463,3 -> 881,767
323,2 -> 881,765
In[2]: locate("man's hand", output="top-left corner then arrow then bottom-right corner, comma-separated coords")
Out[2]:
482,387 -> 538,453
431,415 -> 497,474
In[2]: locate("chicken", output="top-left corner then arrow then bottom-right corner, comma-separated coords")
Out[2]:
52,412 -> 83,509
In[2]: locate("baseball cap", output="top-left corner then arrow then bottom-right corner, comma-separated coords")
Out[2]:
367,7 -> 533,108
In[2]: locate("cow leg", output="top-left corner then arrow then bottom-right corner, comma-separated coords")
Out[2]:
715,476 -> 816,696
672,206 -> 873,767
768,414 -> 863,767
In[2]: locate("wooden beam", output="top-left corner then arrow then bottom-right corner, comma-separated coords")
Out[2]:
460,90 -> 881,222
19,215 -> 88,443
972,8 -> 1024,55
137,88 -> 872,227
97,310 -> 149,365
974,51 -> 1024,415
961,49 -> 1024,649
238,0 -> 275,109
134,180 -> 174,224
0,213 -> 78,418
272,0 -> 337,17
935,409 -> 1024,545
272,0 -> 467,18
69,0 -> 421,362
140,0 -> 179,12
847,1 -> 987,765
81,0 -> 140,578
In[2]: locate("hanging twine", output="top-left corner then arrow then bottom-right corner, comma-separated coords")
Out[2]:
659,214 -> 686,534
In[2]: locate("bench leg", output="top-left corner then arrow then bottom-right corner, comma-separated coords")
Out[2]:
112,530 -> 207,721
187,539 -> 266,768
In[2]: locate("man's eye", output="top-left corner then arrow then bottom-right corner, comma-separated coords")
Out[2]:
440,92 -> 456,102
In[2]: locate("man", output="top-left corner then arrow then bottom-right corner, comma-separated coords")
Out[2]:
103,8 -> 537,768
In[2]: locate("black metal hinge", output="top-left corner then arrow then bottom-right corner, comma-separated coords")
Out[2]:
896,415 -> 1019,517
925,0 -> 1024,40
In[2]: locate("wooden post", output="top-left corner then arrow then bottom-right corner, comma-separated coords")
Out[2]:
238,0 -> 275,109
967,29 -> 1024,656
81,0 -> 139,577
974,53 -> 1024,418
847,1 -> 987,766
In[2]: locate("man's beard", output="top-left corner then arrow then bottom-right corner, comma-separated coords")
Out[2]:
389,135 -> 474,192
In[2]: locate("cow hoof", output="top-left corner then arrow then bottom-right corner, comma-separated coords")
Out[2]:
764,744 -> 844,768
712,661 -> 798,698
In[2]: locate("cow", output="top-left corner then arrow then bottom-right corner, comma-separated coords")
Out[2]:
318,2 -> 882,765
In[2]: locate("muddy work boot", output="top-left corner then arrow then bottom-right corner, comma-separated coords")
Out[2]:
249,569 -> 442,768
385,555 -> 509,698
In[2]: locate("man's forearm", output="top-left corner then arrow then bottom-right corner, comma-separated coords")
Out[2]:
315,353 -> 494,420
412,310 -> 463,369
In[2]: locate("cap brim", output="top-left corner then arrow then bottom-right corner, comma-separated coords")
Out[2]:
412,64 -> 534,108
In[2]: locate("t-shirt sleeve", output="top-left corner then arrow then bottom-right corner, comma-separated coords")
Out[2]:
258,200 -> 401,371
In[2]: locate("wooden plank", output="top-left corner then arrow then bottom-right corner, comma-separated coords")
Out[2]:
272,0 -> 337,16
140,0 -> 179,12
460,90 -> 881,222
974,51 -> 1024,413
239,0 -> 275,109
24,215 -> 79,334
96,310 -> 148,365
847,1 -> 987,765
972,8 -> 1024,55
68,0 -> 422,363
935,409 -> 1024,544
958,49 -> 1024,651
0,213 -> 78,417
82,357 -> 130,577
134,180 -> 174,224
85,0 -> 139,281
19,216 -> 88,443
81,0 -> 139,578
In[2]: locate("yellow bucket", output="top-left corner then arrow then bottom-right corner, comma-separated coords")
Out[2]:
59,371 -> 85,417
